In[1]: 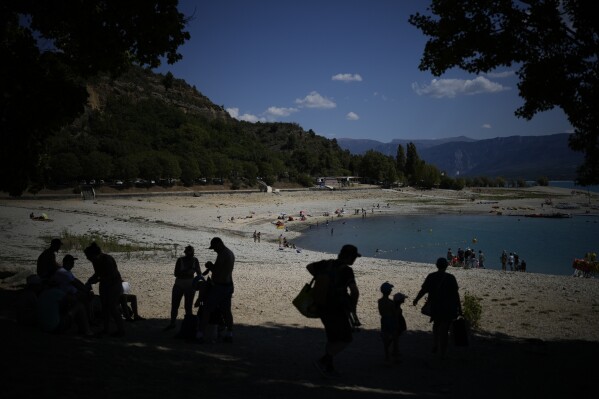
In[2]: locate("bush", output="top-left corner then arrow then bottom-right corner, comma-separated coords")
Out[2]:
462,292 -> 482,329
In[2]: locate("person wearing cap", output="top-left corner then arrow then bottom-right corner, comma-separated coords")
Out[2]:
84,242 -> 125,337
52,254 -> 85,295
164,245 -> 201,331
413,257 -> 462,359
308,244 -> 361,377
196,237 -> 234,343
52,254 -> 96,323
36,238 -> 62,283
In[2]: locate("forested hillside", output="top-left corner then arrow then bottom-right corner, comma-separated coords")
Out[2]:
44,67 -> 357,189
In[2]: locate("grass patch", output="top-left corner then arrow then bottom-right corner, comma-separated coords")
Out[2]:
42,229 -> 171,257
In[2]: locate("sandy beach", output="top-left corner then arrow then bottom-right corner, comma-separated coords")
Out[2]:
1,185 -> 598,398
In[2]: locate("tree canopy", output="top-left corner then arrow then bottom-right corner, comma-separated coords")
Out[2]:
1,0 -> 190,195
409,0 -> 599,185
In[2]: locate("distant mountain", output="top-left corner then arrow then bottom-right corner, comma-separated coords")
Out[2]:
338,134 -> 582,180
337,136 -> 476,156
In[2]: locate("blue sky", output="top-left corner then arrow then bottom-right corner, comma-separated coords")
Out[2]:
157,0 -> 573,143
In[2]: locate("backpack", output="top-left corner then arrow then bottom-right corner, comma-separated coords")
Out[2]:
308,260 -> 350,310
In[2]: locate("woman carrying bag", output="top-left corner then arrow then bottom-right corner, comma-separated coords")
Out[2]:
413,257 -> 462,359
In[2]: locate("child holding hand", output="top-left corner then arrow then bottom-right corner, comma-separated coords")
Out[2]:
378,281 -> 407,364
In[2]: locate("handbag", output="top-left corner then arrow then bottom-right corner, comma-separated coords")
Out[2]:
451,316 -> 469,347
421,297 -> 432,316
292,278 -> 320,318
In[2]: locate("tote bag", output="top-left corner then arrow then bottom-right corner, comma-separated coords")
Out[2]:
292,278 -> 320,318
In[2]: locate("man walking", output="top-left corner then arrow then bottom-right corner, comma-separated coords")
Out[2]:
308,244 -> 361,377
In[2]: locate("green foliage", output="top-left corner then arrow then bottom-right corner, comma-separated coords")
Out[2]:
537,176 -> 549,186
409,0 -> 598,185
1,1 -> 190,196
462,292 -> 482,330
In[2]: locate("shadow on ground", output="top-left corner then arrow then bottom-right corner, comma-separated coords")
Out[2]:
1,286 -> 597,399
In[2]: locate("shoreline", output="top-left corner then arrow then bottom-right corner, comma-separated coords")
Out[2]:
1,185 -> 598,397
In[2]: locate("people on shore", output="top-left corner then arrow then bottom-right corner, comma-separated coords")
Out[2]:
84,242 -> 125,337
508,252 -> 515,271
164,245 -> 201,331
196,237 -> 235,343
308,244 -> 361,377
36,238 -> 62,283
500,250 -> 508,271
478,250 -> 486,268
413,257 -> 462,359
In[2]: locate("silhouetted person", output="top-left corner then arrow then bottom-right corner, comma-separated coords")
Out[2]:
196,237 -> 234,343
164,245 -> 200,331
308,244 -> 361,377
84,242 -> 125,337
378,282 -> 407,365
121,281 -> 144,321
37,238 -> 62,283
413,257 -> 462,359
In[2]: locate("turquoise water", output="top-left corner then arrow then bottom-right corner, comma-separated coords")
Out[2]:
293,214 -> 599,276
548,181 -> 599,193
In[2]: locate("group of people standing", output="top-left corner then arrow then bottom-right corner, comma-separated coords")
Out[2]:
164,237 -> 235,343
500,250 -> 527,272
447,247 -> 486,269
19,235 -> 235,343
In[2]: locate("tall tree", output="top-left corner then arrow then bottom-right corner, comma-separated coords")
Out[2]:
405,142 -> 421,182
1,0 -> 190,195
395,144 -> 406,177
409,0 -> 599,185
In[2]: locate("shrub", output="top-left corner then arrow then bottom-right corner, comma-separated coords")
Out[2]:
462,292 -> 482,329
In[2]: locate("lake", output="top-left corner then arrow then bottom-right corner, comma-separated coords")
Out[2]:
547,181 -> 599,193
293,213 -> 599,276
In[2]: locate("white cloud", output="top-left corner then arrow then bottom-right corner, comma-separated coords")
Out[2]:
266,106 -> 299,117
295,91 -> 337,109
226,107 -> 240,118
346,112 -> 360,121
226,107 -> 264,123
486,70 -> 515,79
482,123 -> 492,129
332,73 -> 363,82
411,76 -> 509,98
